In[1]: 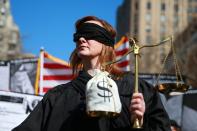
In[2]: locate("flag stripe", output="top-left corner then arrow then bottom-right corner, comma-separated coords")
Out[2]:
43,87 -> 52,93
115,48 -> 129,56
43,68 -> 73,75
117,60 -> 129,68
43,75 -> 75,80
123,37 -> 128,43
42,80 -> 70,87
44,63 -> 70,69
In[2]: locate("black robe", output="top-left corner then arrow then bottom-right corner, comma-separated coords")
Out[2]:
12,71 -> 171,131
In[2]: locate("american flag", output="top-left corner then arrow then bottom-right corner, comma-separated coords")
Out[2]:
35,51 -> 75,95
114,36 -> 130,71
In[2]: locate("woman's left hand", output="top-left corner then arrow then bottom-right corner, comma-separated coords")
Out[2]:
129,93 -> 145,125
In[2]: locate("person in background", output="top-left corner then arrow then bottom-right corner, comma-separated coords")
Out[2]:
12,16 -> 171,131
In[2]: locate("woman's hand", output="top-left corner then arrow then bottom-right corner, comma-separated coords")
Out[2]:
129,93 -> 145,126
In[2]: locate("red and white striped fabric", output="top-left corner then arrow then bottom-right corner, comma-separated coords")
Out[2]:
36,51 -> 75,95
115,36 -> 130,71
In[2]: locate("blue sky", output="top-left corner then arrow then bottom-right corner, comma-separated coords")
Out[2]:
11,0 -> 123,61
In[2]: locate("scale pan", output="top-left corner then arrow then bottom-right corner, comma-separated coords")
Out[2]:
155,83 -> 189,94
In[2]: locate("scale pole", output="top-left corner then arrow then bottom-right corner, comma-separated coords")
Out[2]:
129,39 -> 142,129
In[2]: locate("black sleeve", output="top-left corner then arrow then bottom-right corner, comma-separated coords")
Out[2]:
12,91 -> 53,131
140,80 -> 171,131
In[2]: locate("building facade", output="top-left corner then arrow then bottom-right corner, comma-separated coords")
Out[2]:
0,0 -> 21,60
116,0 -> 190,73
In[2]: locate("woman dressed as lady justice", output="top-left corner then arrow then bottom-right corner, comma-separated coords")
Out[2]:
12,16 -> 171,131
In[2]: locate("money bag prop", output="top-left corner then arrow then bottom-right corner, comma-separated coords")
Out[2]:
86,70 -> 122,117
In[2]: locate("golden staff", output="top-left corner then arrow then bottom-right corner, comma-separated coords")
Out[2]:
129,37 -> 172,128
129,38 -> 141,128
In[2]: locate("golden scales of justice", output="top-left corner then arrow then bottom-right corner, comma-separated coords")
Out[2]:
128,36 -> 189,128
129,36 -> 189,93
87,35 -> 189,129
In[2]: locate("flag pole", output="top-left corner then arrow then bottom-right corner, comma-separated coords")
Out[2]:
34,56 -> 40,95
39,47 -> 44,95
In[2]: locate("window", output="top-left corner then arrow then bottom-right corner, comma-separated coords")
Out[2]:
134,13 -> 138,24
174,4 -> 179,13
0,33 -> 3,40
9,44 -> 16,50
1,7 -> 6,15
146,35 -> 152,44
173,16 -> 178,23
147,2 -> 151,10
146,24 -> 151,33
146,13 -> 151,21
0,19 -> 5,27
134,26 -> 138,34
188,8 -> 193,13
161,3 -> 165,11
188,15 -> 193,22
160,25 -> 166,33
10,32 -> 18,44
135,2 -> 138,10
160,15 -> 166,22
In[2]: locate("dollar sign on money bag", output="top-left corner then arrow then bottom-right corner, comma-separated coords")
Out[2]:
97,78 -> 113,102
